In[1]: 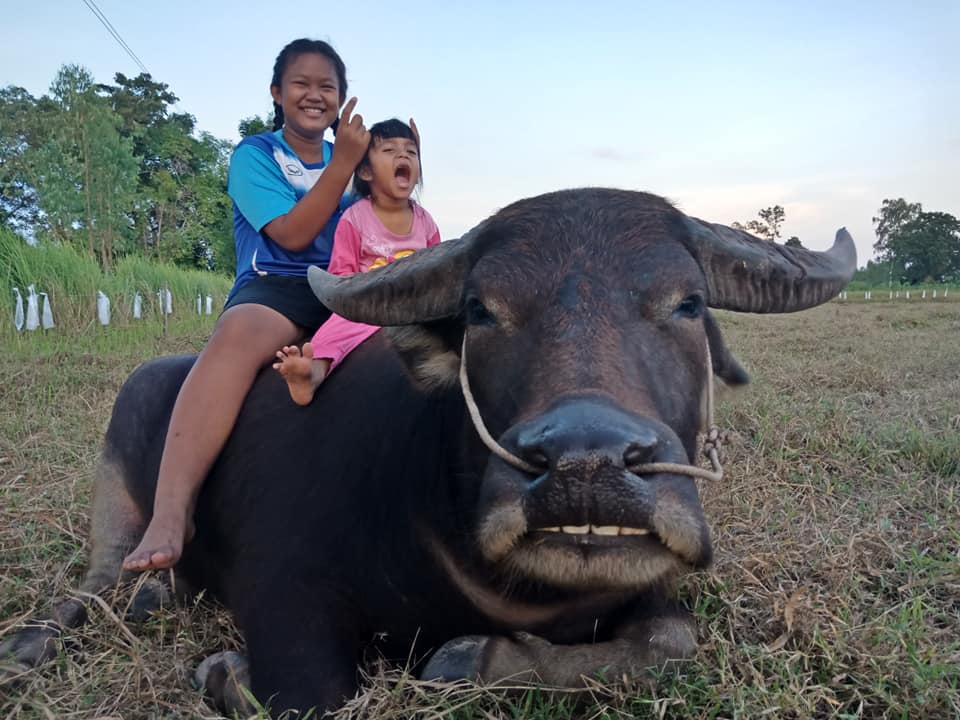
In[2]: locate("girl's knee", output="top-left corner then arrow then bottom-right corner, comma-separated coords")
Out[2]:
208,306 -> 298,358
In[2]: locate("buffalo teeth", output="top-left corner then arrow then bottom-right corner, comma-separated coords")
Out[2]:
619,527 -> 650,536
590,524 -> 620,536
536,526 -> 651,536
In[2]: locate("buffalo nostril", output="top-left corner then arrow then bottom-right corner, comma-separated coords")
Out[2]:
522,449 -> 550,470
623,442 -> 657,468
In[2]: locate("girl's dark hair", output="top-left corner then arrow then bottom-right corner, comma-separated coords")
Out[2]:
352,119 -> 421,198
271,38 -> 347,132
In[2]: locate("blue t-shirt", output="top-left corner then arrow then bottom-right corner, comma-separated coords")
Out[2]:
226,129 -> 353,300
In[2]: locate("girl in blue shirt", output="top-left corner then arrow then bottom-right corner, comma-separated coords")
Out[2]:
124,39 -> 372,571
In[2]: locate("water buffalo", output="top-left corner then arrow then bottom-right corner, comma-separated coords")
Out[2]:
1,189 -> 855,717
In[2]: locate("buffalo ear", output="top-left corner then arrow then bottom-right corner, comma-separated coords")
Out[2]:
384,319 -> 464,391
704,310 -> 749,386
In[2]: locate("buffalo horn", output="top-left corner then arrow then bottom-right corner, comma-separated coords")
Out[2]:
307,230 -> 477,325
684,219 -> 857,313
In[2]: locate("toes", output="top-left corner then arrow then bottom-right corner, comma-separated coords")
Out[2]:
122,554 -> 147,570
302,342 -> 314,360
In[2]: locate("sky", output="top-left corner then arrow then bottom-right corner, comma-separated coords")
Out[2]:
3,0 -> 958,265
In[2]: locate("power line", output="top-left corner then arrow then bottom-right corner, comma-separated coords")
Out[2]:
80,0 -> 150,76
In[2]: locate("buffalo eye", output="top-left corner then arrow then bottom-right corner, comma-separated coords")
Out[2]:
673,294 -> 704,320
465,296 -> 497,326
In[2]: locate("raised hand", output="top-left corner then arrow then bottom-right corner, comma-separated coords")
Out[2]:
331,98 -> 370,171
409,117 -> 421,151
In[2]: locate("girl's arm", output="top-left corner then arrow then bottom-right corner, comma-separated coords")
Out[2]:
423,206 -> 442,247
263,100 -> 370,253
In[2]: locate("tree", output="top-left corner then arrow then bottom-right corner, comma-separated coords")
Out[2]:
1,64 -> 234,274
31,65 -> 139,267
784,236 -> 802,248
732,205 -> 785,241
872,198 -> 922,262
96,72 -> 233,268
872,199 -> 959,284
886,211 -> 960,284
166,132 -> 234,272
0,86 -> 48,235
852,258 -> 894,286
239,114 -> 272,138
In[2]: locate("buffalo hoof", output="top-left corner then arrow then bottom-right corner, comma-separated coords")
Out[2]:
647,615 -> 697,665
0,599 -> 87,679
127,578 -> 172,624
420,633 -> 547,684
0,622 -> 62,675
420,635 -> 492,682
195,650 -> 255,716
0,621 -> 62,686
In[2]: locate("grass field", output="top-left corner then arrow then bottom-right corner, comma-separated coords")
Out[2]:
1,301 -> 958,719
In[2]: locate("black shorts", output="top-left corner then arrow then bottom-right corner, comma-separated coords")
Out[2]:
223,274 -> 332,332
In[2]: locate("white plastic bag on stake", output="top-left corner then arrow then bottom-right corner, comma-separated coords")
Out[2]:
205,295 -> 213,315
196,293 -> 202,315
40,292 -> 54,329
13,287 -> 24,331
165,288 -> 173,315
97,291 -> 111,326
133,292 -> 142,319
25,285 -> 39,331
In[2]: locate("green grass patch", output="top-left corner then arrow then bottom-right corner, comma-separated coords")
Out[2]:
0,226 -> 231,338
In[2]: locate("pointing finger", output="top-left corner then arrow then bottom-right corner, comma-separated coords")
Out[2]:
409,118 -> 420,149
340,97 -> 358,124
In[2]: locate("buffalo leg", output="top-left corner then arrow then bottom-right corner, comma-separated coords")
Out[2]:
0,456 -> 152,675
421,607 -> 696,686
233,592 -> 361,717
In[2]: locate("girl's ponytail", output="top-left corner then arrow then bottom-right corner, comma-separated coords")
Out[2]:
272,102 -> 284,132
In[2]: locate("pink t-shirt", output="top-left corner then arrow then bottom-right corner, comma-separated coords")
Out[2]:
309,198 -> 441,371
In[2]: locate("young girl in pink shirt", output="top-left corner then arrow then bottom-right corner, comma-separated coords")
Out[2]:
274,119 -> 440,403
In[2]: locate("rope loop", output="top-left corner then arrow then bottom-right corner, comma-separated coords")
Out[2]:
458,336 -> 727,482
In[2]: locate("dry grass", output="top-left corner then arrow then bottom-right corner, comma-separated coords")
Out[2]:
1,301 -> 959,719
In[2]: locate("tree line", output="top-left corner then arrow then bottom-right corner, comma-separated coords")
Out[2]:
1,66 -> 235,274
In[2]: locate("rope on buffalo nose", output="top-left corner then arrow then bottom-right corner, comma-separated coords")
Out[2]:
458,337 -> 725,482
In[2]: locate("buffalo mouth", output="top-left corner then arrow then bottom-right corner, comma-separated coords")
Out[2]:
494,519 -> 696,591
476,472 -> 712,591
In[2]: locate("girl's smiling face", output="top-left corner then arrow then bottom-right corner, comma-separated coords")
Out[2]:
359,136 -> 421,201
271,53 -> 343,141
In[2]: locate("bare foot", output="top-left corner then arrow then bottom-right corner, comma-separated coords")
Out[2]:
273,343 -> 318,406
123,511 -> 194,571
